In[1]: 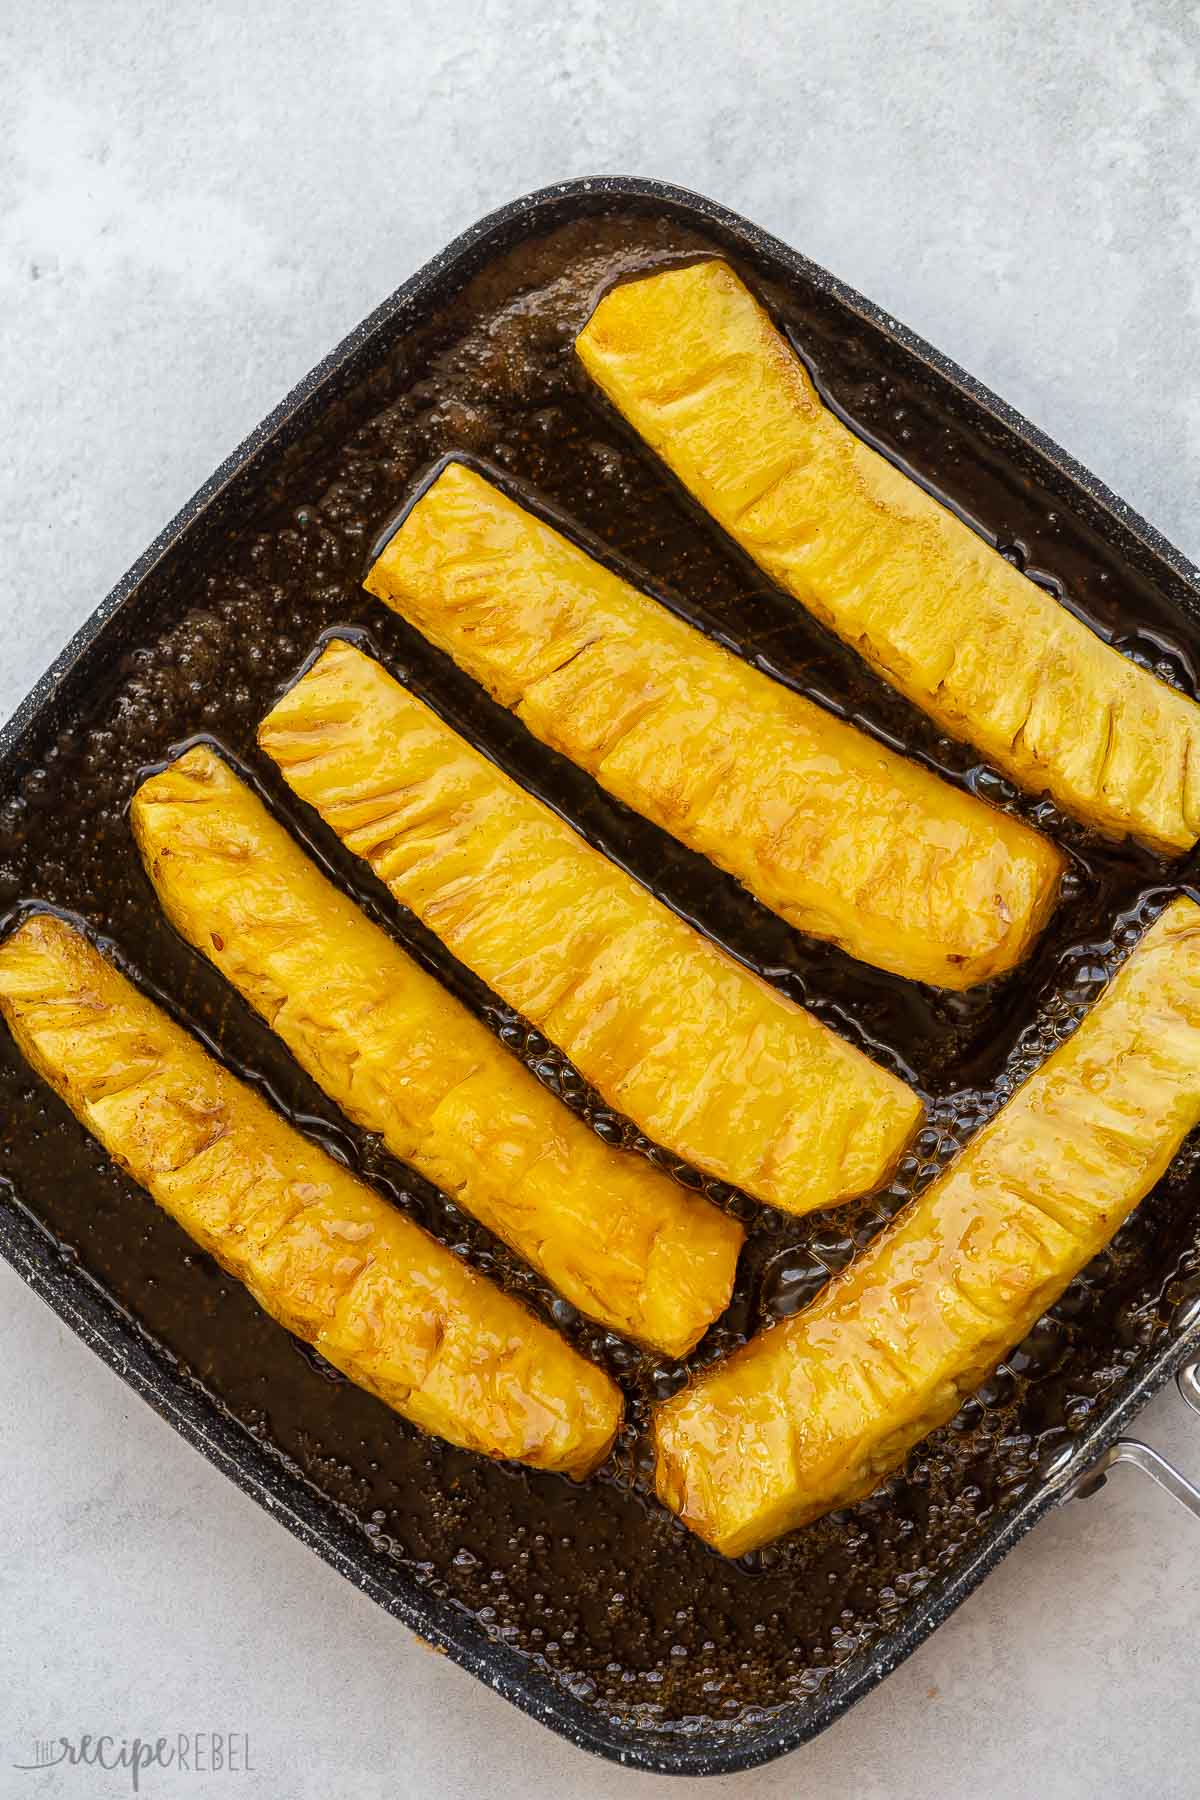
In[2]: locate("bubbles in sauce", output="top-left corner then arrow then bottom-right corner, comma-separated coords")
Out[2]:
2,208 -> 1200,1733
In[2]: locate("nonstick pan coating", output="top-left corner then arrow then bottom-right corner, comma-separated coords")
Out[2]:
2,178 -> 1199,1774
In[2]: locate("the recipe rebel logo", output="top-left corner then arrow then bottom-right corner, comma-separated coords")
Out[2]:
12,1732 -> 254,1790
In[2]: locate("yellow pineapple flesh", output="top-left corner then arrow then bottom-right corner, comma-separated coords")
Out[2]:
258,639 -> 924,1216
577,260 -> 1200,856
653,897 -> 1200,1554
131,746 -> 741,1356
368,459 -> 1064,989
0,913 -> 621,1476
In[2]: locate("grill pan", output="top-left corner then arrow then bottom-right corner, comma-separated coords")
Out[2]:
2,176 -> 1200,1776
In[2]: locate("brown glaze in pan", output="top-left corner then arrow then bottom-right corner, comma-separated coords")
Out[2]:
2,182 -> 1199,1770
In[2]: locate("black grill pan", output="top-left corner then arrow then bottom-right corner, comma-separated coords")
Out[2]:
2,177 -> 1200,1776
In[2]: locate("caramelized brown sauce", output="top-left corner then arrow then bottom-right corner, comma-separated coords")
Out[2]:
2,208 -> 1199,1733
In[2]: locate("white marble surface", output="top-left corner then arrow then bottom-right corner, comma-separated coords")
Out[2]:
2,3 -> 1200,1795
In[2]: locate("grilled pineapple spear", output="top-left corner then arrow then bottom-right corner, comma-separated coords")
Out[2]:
367,459 -> 1064,989
0,913 -> 621,1475
131,746 -> 741,1357
654,896 -> 1200,1554
577,260 -> 1200,856
258,639 -> 923,1217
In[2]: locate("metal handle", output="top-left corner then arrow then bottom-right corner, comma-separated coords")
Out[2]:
1063,1405 -> 1200,1520
1052,1303 -> 1200,1523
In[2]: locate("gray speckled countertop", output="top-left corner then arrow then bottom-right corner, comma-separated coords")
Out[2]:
3,4 -> 1200,1795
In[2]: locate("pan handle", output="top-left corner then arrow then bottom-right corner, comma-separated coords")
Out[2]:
1051,1326 -> 1200,1523
1063,1424 -> 1200,1520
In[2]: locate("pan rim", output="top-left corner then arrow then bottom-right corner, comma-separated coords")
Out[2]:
3,173 -> 1199,1777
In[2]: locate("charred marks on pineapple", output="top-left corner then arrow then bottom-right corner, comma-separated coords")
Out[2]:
3,210 -> 1200,1725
